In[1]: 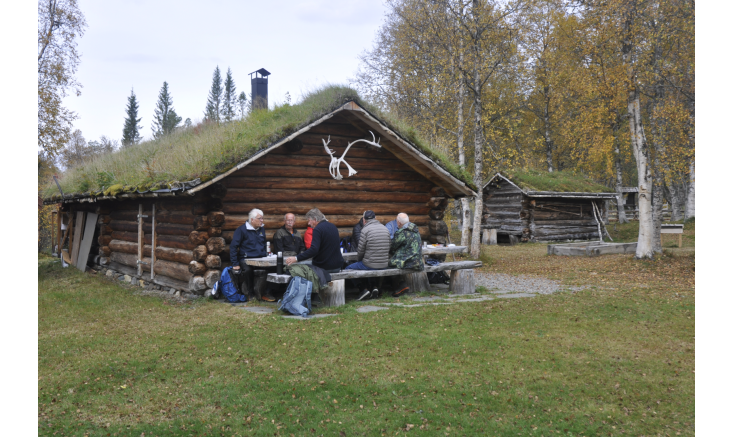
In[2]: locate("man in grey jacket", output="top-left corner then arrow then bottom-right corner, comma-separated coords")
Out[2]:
345,210 -> 390,300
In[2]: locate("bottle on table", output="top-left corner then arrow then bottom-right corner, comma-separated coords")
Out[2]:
276,251 -> 283,274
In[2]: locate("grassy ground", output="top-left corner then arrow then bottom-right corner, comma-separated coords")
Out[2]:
38,223 -> 694,436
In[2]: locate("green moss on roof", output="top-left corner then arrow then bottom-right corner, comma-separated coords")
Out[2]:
42,85 -> 475,200
498,169 -> 614,193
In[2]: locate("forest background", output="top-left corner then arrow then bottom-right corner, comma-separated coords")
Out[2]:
37,0 -> 695,261
19,0 -> 732,433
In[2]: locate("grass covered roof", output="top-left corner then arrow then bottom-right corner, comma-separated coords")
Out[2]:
43,85 -> 475,201
490,169 -> 614,193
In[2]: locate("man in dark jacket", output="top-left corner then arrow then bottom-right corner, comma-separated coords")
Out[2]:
285,208 -> 344,272
351,217 -> 364,252
230,208 -> 276,302
346,210 -> 390,300
272,213 -> 305,256
388,213 -> 424,296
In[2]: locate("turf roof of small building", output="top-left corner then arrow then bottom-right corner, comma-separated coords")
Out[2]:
486,169 -> 615,194
43,85 -> 476,202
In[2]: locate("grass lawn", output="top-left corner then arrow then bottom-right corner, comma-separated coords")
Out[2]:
39,221 -> 694,436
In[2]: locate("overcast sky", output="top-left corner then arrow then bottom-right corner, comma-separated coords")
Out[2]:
64,0 -> 389,143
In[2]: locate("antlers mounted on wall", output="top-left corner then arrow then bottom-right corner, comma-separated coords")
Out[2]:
322,131 -> 381,180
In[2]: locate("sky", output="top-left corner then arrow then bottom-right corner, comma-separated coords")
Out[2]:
64,0 -> 389,143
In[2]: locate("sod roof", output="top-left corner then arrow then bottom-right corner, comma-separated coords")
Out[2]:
42,85 -> 476,203
485,170 -> 615,195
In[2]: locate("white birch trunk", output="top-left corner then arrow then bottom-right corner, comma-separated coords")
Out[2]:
615,141 -> 629,224
623,5 -> 654,259
628,92 -> 654,259
685,159 -> 695,219
544,93 -> 553,172
456,51 -> 471,248
470,65 -> 483,259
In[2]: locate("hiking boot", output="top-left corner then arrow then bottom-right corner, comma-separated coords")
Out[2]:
357,289 -> 371,301
261,294 -> 276,302
392,283 -> 409,297
371,288 -> 380,299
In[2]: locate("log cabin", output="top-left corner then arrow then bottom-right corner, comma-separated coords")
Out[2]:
43,87 -> 476,294
482,171 -> 617,243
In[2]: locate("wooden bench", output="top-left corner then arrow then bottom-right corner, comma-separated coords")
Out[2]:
661,223 -> 684,248
267,260 -> 482,307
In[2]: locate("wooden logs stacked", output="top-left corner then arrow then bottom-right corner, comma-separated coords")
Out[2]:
97,196 -> 227,294
427,187 -> 449,244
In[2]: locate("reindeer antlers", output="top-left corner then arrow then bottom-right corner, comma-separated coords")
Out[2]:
322,131 -> 381,180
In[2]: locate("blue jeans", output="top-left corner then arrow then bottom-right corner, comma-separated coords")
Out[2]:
345,261 -> 378,290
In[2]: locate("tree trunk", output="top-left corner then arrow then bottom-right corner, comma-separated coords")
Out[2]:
470,62 -> 483,259
667,180 -> 683,222
545,93 -> 554,172
456,50 -> 471,249
614,139 -> 629,224
623,4 -> 654,259
685,159 -> 695,219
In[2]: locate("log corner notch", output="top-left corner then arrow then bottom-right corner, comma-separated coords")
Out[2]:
427,186 -> 449,246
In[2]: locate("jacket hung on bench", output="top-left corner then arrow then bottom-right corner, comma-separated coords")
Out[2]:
287,263 -> 331,290
389,222 -> 424,270
279,276 -> 312,317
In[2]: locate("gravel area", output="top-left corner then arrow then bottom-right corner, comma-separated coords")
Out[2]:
475,272 -> 586,295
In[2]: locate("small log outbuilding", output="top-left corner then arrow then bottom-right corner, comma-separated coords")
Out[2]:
482,171 -> 617,243
44,89 -> 475,294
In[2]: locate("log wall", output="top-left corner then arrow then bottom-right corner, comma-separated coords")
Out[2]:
90,113 -> 454,293
482,178 -> 606,242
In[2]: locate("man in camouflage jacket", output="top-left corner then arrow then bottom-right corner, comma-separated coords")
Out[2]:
387,213 -> 424,296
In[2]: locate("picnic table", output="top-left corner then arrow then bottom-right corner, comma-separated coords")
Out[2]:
242,245 -> 468,267
243,245 -> 479,307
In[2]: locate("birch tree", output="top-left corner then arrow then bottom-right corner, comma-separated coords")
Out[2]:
38,0 -> 86,159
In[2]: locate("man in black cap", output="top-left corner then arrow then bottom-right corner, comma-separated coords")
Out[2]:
344,210 -> 391,300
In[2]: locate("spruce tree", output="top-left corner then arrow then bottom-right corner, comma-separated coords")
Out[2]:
221,68 -> 237,122
152,81 -> 182,138
122,88 -> 142,147
237,92 -> 248,119
204,66 -> 222,122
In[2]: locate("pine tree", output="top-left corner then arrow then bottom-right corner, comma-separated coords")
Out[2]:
151,81 -> 182,138
204,66 -> 222,122
221,68 -> 237,122
237,92 -> 248,119
122,88 -> 142,147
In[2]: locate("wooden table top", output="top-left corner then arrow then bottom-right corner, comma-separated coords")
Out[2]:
243,245 -> 467,267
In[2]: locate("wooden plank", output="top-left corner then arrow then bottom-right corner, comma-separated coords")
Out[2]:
222,188 -> 430,204
223,214 -> 430,231
220,176 -> 433,193
75,212 -> 99,272
234,164 -> 422,182
70,211 -> 84,266
254,153 -> 416,172
151,204 -> 156,280
221,201 -> 430,216
137,204 -> 143,277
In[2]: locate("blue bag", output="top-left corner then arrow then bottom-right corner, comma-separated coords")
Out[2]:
217,266 -> 247,303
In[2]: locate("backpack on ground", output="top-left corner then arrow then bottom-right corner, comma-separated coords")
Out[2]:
213,266 -> 247,303
425,257 -> 450,285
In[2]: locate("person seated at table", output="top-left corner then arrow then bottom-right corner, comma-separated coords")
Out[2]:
285,208 -> 344,273
351,215 -> 366,252
272,213 -> 306,257
385,217 -> 398,240
387,213 -> 424,297
346,210 -> 390,301
230,208 -> 276,302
